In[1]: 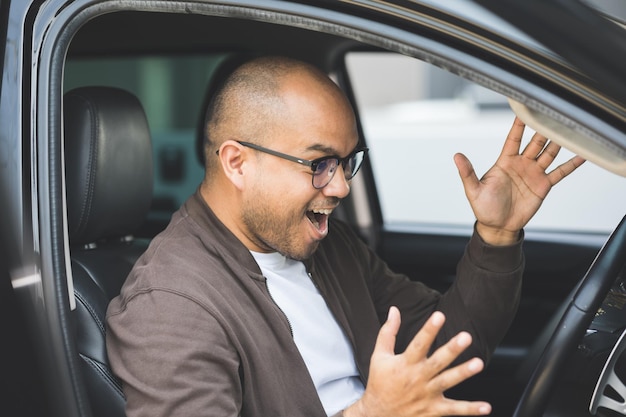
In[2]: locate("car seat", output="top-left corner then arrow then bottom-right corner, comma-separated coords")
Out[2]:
64,86 -> 153,417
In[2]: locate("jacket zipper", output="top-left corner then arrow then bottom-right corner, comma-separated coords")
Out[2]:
262,276 -> 294,337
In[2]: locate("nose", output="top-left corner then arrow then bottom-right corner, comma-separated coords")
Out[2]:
322,165 -> 351,199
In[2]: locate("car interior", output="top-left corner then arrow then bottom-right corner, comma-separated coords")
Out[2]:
67,9 -> 621,417
65,86 -> 153,417
4,3 -> 624,417
65,55 -> 276,417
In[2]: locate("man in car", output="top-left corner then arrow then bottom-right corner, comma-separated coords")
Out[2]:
106,55 -> 584,417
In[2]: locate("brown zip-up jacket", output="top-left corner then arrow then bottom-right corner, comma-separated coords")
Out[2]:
106,190 -> 523,417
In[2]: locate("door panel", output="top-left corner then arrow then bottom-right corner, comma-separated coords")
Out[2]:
0,252 -> 47,416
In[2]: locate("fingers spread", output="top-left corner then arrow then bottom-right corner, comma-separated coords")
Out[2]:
454,153 -> 474,179
363,311 -> 492,417
436,398 -> 492,416
499,116 -> 526,157
548,155 -> 586,186
522,132 -> 549,160
403,311 -> 445,364
454,153 -> 480,199
535,140 -> 561,170
418,330 -> 473,379
430,356 -> 484,393
373,306 -> 401,357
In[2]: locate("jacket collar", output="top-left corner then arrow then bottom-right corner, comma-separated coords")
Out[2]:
185,189 -> 265,279
184,188 -> 318,278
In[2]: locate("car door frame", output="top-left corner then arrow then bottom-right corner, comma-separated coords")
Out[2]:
4,1 -> 625,416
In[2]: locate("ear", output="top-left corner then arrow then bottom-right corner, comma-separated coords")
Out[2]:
217,140 -> 248,190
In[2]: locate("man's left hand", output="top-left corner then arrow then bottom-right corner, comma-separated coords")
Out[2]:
454,117 -> 585,246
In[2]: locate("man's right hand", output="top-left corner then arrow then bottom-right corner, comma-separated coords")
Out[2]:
344,308 -> 492,417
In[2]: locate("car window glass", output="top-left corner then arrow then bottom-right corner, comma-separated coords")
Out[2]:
0,0 -> 6,87
346,52 -> 626,233
64,54 -> 226,223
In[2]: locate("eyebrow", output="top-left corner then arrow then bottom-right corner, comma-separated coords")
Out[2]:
304,143 -> 356,158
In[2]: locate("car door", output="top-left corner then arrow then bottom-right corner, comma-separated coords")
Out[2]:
0,247 -> 48,416
6,1 -> 625,417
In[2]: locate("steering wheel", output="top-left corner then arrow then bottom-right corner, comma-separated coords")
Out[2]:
513,215 -> 626,417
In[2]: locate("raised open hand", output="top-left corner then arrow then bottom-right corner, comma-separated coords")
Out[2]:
344,308 -> 491,417
454,117 -> 585,245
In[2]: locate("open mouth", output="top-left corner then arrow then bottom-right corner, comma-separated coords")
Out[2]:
306,208 -> 332,234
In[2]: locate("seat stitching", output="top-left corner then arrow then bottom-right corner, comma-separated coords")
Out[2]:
79,353 -> 125,398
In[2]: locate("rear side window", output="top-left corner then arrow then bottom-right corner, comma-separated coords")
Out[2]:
347,52 -> 626,233
64,54 -> 226,225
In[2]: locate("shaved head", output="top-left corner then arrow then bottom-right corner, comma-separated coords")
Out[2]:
202,56 -> 354,179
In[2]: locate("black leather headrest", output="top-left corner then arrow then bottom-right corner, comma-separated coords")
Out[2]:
64,87 -> 153,245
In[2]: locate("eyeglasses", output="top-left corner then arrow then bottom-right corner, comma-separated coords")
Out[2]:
236,141 -> 368,189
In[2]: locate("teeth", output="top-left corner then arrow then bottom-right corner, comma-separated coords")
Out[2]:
312,208 -> 332,215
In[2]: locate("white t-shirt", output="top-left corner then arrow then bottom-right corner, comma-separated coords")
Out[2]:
250,251 -> 365,416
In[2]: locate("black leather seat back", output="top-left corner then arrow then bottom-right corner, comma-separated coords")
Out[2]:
64,87 -> 153,417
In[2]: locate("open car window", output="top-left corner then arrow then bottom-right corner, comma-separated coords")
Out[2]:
347,51 -> 626,233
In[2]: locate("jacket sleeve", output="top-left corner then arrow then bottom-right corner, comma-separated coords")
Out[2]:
106,289 -> 242,417
364,224 -> 524,364
436,227 -> 524,363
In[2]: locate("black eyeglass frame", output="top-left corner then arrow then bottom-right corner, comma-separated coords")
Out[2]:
232,140 -> 368,189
